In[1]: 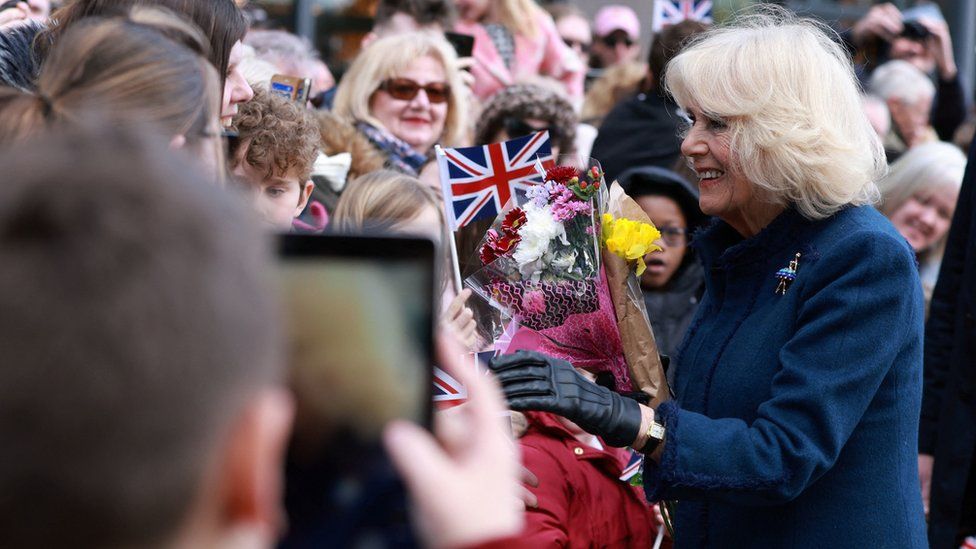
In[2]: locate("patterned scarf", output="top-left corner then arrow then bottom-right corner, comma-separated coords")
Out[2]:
356,121 -> 429,176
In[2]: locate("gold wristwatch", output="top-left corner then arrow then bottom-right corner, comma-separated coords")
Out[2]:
641,420 -> 666,454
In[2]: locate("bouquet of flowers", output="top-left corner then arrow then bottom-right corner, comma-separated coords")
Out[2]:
467,160 -> 670,404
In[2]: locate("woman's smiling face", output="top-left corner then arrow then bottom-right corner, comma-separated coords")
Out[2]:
368,55 -> 448,155
888,185 -> 957,253
679,104 -> 783,236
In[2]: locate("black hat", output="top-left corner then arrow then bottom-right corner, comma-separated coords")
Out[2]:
617,166 -> 708,231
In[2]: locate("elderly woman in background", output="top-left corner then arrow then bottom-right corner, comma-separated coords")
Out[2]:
454,0 -> 583,105
333,33 -> 468,176
878,141 -> 965,308
489,11 -> 928,548
869,59 -> 938,157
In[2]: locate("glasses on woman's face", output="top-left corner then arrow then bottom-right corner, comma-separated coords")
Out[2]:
378,78 -> 451,104
600,34 -> 634,48
658,226 -> 688,247
503,118 -> 559,141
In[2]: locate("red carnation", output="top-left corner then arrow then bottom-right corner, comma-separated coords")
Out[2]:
545,166 -> 581,185
502,208 -> 527,234
480,229 -> 522,265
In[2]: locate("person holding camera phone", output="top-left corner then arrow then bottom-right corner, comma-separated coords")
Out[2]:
848,2 -> 965,142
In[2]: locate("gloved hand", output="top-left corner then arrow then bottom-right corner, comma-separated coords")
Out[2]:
488,350 -> 643,447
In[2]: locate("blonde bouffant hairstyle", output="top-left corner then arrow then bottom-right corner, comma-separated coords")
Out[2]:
665,8 -> 885,220
332,32 -> 468,148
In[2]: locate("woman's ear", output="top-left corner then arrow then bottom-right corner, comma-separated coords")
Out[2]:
169,134 -> 187,150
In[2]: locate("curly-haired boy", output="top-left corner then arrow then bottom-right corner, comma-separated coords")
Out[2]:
231,88 -> 321,230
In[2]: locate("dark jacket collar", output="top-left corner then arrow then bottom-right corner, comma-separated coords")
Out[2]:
692,206 -> 813,270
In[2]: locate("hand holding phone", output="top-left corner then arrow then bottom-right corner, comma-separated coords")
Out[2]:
383,336 -> 524,549
270,74 -> 312,105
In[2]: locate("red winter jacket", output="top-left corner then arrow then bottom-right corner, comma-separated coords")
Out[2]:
508,411 -> 657,548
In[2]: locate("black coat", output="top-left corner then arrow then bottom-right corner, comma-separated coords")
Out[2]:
921,138 -> 976,549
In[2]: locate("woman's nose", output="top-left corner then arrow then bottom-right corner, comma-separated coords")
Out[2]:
409,89 -> 432,110
918,205 -> 939,228
681,128 -> 707,157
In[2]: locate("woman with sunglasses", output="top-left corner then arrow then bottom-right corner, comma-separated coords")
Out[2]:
453,0 -> 583,105
333,32 -> 468,176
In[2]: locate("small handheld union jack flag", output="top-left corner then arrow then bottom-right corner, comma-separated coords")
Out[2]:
652,0 -> 713,32
436,131 -> 555,230
433,365 -> 467,410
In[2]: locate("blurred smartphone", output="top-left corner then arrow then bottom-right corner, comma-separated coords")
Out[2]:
276,233 -> 434,548
270,74 -> 312,105
444,31 -> 475,59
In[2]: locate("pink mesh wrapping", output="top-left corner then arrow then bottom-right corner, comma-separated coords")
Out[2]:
504,268 -> 632,393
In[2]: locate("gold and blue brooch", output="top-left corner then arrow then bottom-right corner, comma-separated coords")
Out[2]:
775,252 -> 801,295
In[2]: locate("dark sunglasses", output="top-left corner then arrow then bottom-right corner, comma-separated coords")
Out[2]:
504,118 -> 559,141
378,78 -> 451,104
600,34 -> 634,48
562,38 -> 591,53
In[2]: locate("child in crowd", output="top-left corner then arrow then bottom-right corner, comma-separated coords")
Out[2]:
231,88 -> 322,231
334,170 -> 477,350
516,391 -> 658,546
619,166 -> 708,361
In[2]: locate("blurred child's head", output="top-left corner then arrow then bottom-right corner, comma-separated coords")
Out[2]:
231,88 -> 320,230
619,166 -> 707,290
332,169 -> 444,243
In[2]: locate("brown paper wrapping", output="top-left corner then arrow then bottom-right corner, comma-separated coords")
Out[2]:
603,182 -> 671,407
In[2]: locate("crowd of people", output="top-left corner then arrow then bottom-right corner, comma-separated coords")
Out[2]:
1,0 -> 975,547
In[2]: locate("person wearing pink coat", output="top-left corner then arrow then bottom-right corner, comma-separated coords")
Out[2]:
454,0 -> 584,104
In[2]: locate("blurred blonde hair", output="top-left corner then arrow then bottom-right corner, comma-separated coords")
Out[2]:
332,32 -> 468,147
332,169 -> 443,233
665,8 -> 885,220
496,0 -> 541,38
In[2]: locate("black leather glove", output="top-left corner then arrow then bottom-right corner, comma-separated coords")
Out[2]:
488,350 -> 643,447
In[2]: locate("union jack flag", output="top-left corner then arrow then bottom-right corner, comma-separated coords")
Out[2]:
652,0 -> 712,32
433,366 -> 467,410
432,352 -> 496,411
437,131 -> 555,230
620,450 -> 644,482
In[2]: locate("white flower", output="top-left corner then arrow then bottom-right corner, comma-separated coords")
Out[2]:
550,250 -> 577,271
512,203 -> 567,270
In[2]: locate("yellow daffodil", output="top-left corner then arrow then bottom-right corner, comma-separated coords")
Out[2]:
602,213 -> 663,275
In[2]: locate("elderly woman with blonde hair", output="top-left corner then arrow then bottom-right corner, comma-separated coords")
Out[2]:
333,32 -> 468,176
488,9 -> 928,548
878,141 -> 965,307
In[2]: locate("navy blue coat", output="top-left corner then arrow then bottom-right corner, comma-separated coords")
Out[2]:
643,206 -> 927,548
921,138 -> 976,549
